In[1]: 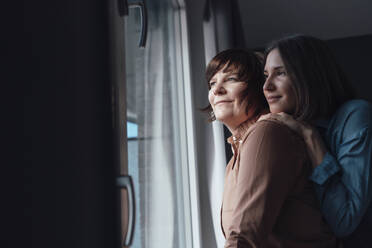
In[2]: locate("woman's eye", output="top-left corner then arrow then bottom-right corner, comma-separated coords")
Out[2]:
227,77 -> 237,82
263,74 -> 268,80
277,71 -> 286,76
209,81 -> 216,87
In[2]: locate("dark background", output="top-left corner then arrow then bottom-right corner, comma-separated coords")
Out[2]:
328,35 -> 372,102
5,0 -> 117,247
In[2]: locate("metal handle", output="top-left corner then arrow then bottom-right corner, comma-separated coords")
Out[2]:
119,0 -> 148,47
117,175 -> 135,247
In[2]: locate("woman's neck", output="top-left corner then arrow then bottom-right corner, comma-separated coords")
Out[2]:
228,108 -> 270,136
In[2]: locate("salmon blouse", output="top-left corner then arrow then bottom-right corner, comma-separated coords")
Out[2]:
221,119 -> 337,248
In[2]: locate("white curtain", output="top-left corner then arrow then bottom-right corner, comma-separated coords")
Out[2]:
125,1 -> 189,247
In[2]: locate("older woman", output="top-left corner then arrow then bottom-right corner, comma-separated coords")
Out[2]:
261,35 -> 372,248
205,49 -> 337,247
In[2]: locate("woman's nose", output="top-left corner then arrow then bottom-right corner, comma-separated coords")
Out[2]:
213,83 -> 226,95
263,76 -> 275,91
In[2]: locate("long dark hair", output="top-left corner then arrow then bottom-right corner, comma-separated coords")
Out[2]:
265,34 -> 355,121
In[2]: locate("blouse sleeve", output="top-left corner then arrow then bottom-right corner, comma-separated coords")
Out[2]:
224,121 -> 304,247
309,100 -> 372,237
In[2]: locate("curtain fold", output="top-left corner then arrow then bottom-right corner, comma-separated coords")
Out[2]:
125,1 -> 188,247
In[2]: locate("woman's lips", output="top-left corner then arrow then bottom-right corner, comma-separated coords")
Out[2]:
215,100 -> 233,105
266,96 -> 281,103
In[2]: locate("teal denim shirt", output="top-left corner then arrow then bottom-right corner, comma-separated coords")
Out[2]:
310,99 -> 372,247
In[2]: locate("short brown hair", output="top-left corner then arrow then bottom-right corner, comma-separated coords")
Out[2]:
203,49 -> 268,122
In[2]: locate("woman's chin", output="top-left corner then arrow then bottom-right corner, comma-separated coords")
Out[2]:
214,111 -> 226,120
215,117 -> 226,124
269,106 -> 283,114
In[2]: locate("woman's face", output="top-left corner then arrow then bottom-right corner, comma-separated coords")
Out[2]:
263,49 -> 296,114
208,67 -> 249,131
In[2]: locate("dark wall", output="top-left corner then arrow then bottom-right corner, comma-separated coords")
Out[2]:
328,35 -> 372,102
7,1 -> 118,247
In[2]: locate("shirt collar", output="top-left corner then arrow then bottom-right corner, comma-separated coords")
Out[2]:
227,119 -> 255,145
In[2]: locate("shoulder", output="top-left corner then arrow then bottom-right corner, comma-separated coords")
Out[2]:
336,99 -> 372,115
242,119 -> 305,153
238,120 -> 306,175
331,99 -> 372,134
248,119 -> 290,135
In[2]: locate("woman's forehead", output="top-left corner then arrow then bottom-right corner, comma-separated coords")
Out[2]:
209,60 -> 243,81
212,67 -> 238,79
218,61 -> 240,75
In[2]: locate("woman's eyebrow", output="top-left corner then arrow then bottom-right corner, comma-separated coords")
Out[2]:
264,65 -> 284,72
224,71 -> 238,76
209,75 -> 217,81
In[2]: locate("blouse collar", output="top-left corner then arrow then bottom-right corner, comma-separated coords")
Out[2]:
227,119 -> 255,145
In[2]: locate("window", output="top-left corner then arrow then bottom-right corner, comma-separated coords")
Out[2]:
117,1 -> 201,247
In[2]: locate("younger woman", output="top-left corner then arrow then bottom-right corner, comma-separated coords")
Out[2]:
262,34 -> 372,248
